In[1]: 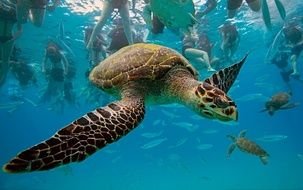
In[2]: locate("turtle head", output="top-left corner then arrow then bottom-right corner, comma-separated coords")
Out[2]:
193,82 -> 238,121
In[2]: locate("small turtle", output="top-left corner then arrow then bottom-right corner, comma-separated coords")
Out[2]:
227,130 -> 269,165
149,0 -> 197,32
261,92 -> 299,116
3,43 -> 247,173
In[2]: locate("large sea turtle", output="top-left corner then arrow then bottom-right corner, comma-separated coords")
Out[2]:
227,130 -> 269,165
261,92 -> 299,116
3,43 -> 247,173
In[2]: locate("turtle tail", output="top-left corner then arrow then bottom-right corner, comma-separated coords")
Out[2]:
3,98 -> 145,173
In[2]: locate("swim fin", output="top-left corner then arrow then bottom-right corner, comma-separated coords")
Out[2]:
274,0 -> 286,20
262,0 -> 271,29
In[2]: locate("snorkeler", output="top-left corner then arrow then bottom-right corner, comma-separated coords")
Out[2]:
107,19 -> 143,53
12,0 -> 60,27
84,26 -> 107,69
182,33 -> 216,73
219,22 -> 240,63
283,23 -> 303,77
0,1 -> 22,87
86,0 -> 136,50
10,60 -> 37,87
40,41 -> 68,111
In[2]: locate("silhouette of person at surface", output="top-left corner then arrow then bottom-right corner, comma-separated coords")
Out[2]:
40,41 -> 69,111
86,0 -> 136,50
12,0 -> 61,27
195,0 -> 217,19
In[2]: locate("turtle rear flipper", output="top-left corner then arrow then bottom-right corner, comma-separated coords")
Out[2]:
280,102 -> 300,110
3,98 -> 145,173
260,155 -> 269,165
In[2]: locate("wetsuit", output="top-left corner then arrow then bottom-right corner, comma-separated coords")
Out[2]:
108,26 -> 129,51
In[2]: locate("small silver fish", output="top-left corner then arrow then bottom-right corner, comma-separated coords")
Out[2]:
196,144 -> 213,150
141,138 -> 167,149
256,135 -> 288,142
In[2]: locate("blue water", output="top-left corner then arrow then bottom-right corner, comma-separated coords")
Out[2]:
1,0 -> 303,189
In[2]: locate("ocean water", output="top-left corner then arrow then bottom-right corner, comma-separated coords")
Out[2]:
1,0 -> 303,190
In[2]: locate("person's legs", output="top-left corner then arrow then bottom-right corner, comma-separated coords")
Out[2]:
28,8 -> 46,27
119,2 -> 134,44
87,2 -> 113,49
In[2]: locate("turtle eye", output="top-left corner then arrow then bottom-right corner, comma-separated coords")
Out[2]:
214,97 -> 229,108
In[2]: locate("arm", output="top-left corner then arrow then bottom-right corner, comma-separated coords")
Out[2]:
61,52 -> 69,75
42,51 -> 48,73
290,54 -> 298,75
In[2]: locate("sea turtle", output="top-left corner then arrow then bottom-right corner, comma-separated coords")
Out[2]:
3,43 -> 247,173
227,130 -> 269,165
261,92 -> 299,116
147,0 -> 196,33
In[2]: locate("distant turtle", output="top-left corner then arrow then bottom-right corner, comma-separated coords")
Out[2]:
261,92 -> 299,116
149,0 -> 196,32
3,43 -> 247,173
227,130 -> 269,165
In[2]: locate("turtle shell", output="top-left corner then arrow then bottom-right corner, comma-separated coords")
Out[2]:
89,43 -> 197,90
271,92 -> 290,106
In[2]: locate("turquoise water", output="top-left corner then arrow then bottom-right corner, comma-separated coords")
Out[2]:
1,0 -> 303,189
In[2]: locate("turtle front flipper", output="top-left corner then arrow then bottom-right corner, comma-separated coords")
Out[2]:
204,54 -> 248,93
3,98 -> 145,173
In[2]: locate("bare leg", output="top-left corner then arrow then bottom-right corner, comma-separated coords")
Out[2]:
29,8 -> 46,27
119,2 -> 134,44
184,48 -> 215,71
87,2 -> 113,49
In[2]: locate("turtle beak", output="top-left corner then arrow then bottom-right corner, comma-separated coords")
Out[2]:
231,110 -> 238,121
